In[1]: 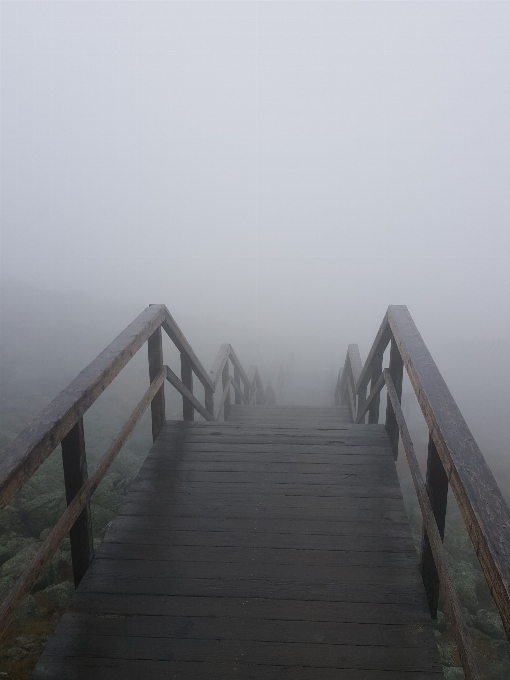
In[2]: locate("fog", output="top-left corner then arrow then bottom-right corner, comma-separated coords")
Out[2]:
1,2 -> 509,476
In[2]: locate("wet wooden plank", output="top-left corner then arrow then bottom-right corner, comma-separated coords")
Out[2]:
33,657 -> 443,680
33,408 -> 441,678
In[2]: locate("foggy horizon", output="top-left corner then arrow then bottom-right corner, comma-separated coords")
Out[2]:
1,2 -> 509,469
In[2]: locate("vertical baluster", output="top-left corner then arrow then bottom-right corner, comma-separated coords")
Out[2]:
385,339 -> 404,458
205,384 -> 214,420
368,354 -> 383,423
61,418 -> 93,588
234,364 -> 242,405
222,361 -> 231,420
420,434 -> 449,617
256,373 -> 264,405
181,353 -> 194,421
356,383 -> 367,423
148,326 -> 165,441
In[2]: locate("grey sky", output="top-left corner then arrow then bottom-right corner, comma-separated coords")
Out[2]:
1,1 -> 509,384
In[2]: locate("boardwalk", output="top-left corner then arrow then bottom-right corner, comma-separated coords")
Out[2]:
33,405 -> 442,679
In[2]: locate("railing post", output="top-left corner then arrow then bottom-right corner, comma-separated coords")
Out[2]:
385,338 -> 404,457
205,385 -> 214,419
222,361 -> 231,420
181,354 -> 194,421
420,434 -> 449,618
356,382 -> 367,423
234,364 -> 242,405
147,326 -> 165,441
61,418 -> 94,588
368,354 -> 383,423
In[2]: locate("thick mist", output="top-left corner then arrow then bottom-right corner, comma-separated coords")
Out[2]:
1,2 -> 509,475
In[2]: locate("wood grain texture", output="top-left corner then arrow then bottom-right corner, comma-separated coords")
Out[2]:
0,369 -> 166,640
161,311 -> 214,391
384,369 -> 481,680
147,325 -> 165,441
0,304 -> 167,510
180,353 -> 194,421
61,418 -> 93,588
387,305 -> 510,640
33,405 -> 441,679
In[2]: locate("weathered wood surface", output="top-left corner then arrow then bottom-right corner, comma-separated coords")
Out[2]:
33,406 -> 441,679
61,418 -> 94,588
0,304 -> 167,510
387,305 -> 510,639
165,366 -> 213,421
0,370 -> 167,639
147,326 -> 165,441
384,369 -> 481,679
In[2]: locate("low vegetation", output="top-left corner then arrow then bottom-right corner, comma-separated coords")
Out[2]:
0,389 -> 509,679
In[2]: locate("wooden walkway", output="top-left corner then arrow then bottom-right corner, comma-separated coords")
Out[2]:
33,405 -> 442,679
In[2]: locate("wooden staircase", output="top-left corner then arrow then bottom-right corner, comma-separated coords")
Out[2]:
33,405 -> 441,678
0,304 -> 508,680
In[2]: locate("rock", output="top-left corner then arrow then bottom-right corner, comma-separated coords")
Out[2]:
0,575 -> 15,602
0,505 -> 22,534
443,667 -> 464,680
467,626 -> 510,679
0,545 -> 11,567
450,561 -> 479,612
1,543 -> 39,580
17,490 -> 66,537
39,527 -> 71,552
475,608 -> 507,640
432,611 -> 447,633
3,535 -> 39,562
92,476 -> 121,513
435,633 -> 459,667
4,646 -> 28,660
91,504 -> 115,535
12,593 -> 38,625
12,633 -> 40,651
37,581 -> 74,613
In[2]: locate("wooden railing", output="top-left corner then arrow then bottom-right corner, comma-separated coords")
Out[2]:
337,305 -> 510,680
0,304 -> 268,637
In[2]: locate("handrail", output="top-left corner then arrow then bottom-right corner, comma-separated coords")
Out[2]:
337,305 -> 510,678
334,344 -> 362,421
208,346 -> 277,419
0,304 -> 266,637
0,368 -> 166,636
0,304 -> 167,510
384,369 -> 480,679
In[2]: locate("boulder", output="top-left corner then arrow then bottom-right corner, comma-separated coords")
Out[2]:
37,581 -> 74,613
476,608 -> 506,640
450,560 -> 479,612
16,490 -> 66,537
1,543 -> 39,581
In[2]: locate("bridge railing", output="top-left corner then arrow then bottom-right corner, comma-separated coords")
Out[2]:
337,305 -> 510,680
0,304 -> 263,638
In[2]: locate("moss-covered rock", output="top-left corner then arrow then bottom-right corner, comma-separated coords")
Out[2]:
450,560 -> 479,612
91,504 -> 116,536
36,581 -> 74,614
434,630 -> 459,667
0,506 -> 22,535
12,594 -> 39,625
475,608 -> 507,640
1,543 -> 39,581
16,491 -> 66,537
